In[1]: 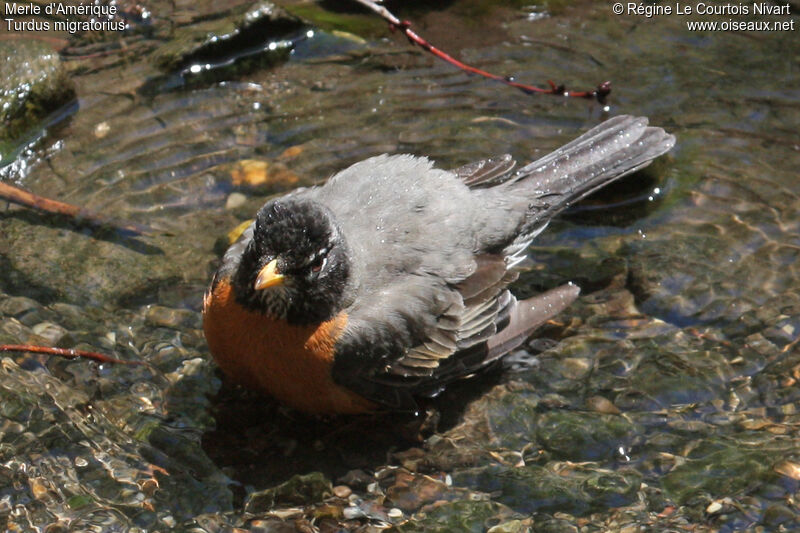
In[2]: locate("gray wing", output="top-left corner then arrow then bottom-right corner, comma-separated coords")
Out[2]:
390,255 -> 518,375
331,261 -> 579,411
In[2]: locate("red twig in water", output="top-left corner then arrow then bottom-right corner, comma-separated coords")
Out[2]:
0,344 -> 140,365
352,0 -> 611,103
0,182 -> 149,235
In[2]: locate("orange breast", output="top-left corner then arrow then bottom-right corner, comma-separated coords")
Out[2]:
202,278 -> 376,414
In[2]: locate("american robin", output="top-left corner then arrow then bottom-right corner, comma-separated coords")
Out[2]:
203,115 -> 675,414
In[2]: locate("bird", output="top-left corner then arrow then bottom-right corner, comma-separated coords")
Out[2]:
203,115 -> 675,414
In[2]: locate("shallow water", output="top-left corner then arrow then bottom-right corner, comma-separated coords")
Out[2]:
0,1 -> 798,531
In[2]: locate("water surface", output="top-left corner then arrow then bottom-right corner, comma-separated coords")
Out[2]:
0,1 -> 798,531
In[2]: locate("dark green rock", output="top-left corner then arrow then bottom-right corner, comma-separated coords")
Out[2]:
533,518 -> 579,533
486,392 -> 540,450
761,503 -> 798,528
453,464 -> 640,516
0,40 -> 75,157
581,469 -> 642,509
662,444 -> 774,505
391,500 -> 521,533
535,411 -> 636,461
280,3 -> 384,38
245,472 -> 333,513
152,1 -> 304,75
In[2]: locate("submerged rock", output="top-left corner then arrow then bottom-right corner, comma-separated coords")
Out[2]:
453,463 -> 642,516
392,500 -> 523,533
245,472 -> 333,513
0,40 -> 75,156
152,1 -> 304,80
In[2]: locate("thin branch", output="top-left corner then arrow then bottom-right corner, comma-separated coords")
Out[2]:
0,344 -> 140,365
0,181 -> 150,235
351,0 -> 610,103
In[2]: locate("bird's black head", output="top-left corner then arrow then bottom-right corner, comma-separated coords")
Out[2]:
233,198 -> 352,325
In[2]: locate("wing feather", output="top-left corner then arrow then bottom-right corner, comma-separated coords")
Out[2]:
332,254 -> 531,408
452,154 -> 517,188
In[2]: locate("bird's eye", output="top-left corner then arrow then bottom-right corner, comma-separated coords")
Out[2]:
305,247 -> 330,276
308,254 -> 326,274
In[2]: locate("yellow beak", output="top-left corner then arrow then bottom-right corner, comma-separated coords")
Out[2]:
254,259 -> 285,290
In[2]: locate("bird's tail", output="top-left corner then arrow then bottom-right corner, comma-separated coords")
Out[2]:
510,115 -> 675,231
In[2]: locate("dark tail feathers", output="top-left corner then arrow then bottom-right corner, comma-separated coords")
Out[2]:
511,115 -> 675,229
486,283 -> 580,361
